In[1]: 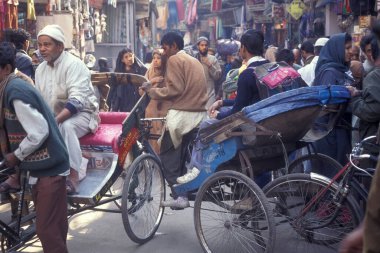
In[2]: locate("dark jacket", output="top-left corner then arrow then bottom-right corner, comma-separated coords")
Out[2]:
107,63 -> 147,112
16,50 -> 34,78
217,59 -> 269,120
351,67 -> 380,140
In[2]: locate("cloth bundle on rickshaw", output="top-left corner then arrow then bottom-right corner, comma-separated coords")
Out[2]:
242,85 -> 350,122
199,85 -> 350,147
240,85 -> 351,145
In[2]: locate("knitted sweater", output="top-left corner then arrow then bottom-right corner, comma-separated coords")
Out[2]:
147,51 -> 208,112
3,78 -> 69,177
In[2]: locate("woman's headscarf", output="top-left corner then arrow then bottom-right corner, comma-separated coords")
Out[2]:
315,33 -> 351,78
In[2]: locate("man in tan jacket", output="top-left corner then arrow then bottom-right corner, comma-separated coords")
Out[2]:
142,31 -> 208,209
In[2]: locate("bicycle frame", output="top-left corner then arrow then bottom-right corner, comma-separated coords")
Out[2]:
297,136 -> 376,229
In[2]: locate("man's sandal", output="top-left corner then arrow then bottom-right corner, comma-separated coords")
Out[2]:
66,180 -> 78,195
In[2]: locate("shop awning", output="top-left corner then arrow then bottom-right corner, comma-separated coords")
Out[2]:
316,0 -> 336,8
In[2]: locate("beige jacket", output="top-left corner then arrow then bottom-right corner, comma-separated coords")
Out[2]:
147,50 -> 208,112
198,54 -> 222,109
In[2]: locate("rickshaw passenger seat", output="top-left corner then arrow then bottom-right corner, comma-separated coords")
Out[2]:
79,112 -> 129,153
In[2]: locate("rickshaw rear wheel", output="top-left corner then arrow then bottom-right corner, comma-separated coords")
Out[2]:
121,153 -> 165,244
194,171 -> 275,253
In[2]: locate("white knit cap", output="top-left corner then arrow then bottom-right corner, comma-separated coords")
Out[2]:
37,24 -> 65,44
314,37 -> 329,47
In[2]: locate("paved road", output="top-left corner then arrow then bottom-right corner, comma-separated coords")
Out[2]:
0,196 -> 343,253
11,201 -> 203,253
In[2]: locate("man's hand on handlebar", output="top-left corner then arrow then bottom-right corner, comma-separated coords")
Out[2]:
140,81 -> 152,91
5,153 -> 20,168
208,100 -> 223,117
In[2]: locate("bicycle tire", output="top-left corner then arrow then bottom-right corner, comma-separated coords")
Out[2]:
1,208 -> 36,253
264,173 -> 362,252
288,153 -> 342,177
121,153 -> 165,244
194,170 -> 275,253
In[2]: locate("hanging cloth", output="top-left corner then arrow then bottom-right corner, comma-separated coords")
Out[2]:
27,0 -> 36,20
186,0 -> 197,26
167,0 -> 178,28
156,2 -> 169,30
5,0 -> 18,29
0,0 -> 5,31
176,0 -> 185,21
211,0 -> 222,12
108,0 -> 116,8
343,0 -> 351,14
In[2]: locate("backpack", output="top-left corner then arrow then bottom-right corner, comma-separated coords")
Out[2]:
222,68 -> 239,95
252,61 -> 307,100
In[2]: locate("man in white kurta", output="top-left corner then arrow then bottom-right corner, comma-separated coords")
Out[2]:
35,25 -> 99,193
298,37 -> 329,86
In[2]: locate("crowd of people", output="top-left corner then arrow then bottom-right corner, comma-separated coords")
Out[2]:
1,19 -> 380,252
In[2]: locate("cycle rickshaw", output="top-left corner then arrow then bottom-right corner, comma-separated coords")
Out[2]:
118,80 -> 351,253
0,73 -> 351,253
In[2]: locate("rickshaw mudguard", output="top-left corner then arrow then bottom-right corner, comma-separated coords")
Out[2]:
173,137 -> 241,195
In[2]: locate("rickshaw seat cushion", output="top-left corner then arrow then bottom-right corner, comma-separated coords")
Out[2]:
99,112 -> 129,124
79,112 -> 129,153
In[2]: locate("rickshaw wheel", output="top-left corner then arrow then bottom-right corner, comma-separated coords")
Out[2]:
121,153 -> 165,244
288,153 -> 342,177
194,171 -> 275,253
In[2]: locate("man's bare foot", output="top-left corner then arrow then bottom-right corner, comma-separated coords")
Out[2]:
66,168 -> 79,195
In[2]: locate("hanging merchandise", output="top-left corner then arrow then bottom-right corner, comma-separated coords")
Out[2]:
167,0 -> 178,28
5,0 -> 19,29
342,0 -> 351,14
27,0 -> 36,20
176,0 -> 185,21
211,0 -> 222,12
82,0 -> 90,18
93,9 -> 103,42
108,0 -> 116,8
100,13 -> 107,34
185,0 -> 197,26
156,2 -> 169,30
0,0 -> 5,31
138,18 -> 150,47
89,0 -> 103,9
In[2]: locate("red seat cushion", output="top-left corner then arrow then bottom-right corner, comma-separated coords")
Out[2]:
99,112 -> 129,124
79,112 -> 129,153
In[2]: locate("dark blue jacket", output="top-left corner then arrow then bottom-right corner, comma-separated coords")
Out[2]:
217,60 -> 269,119
16,50 -> 34,78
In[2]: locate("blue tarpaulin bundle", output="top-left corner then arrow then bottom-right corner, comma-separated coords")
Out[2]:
242,85 -> 351,123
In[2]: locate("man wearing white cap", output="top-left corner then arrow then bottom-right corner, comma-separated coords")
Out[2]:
195,36 -> 221,109
35,24 -> 99,194
298,37 -> 329,86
